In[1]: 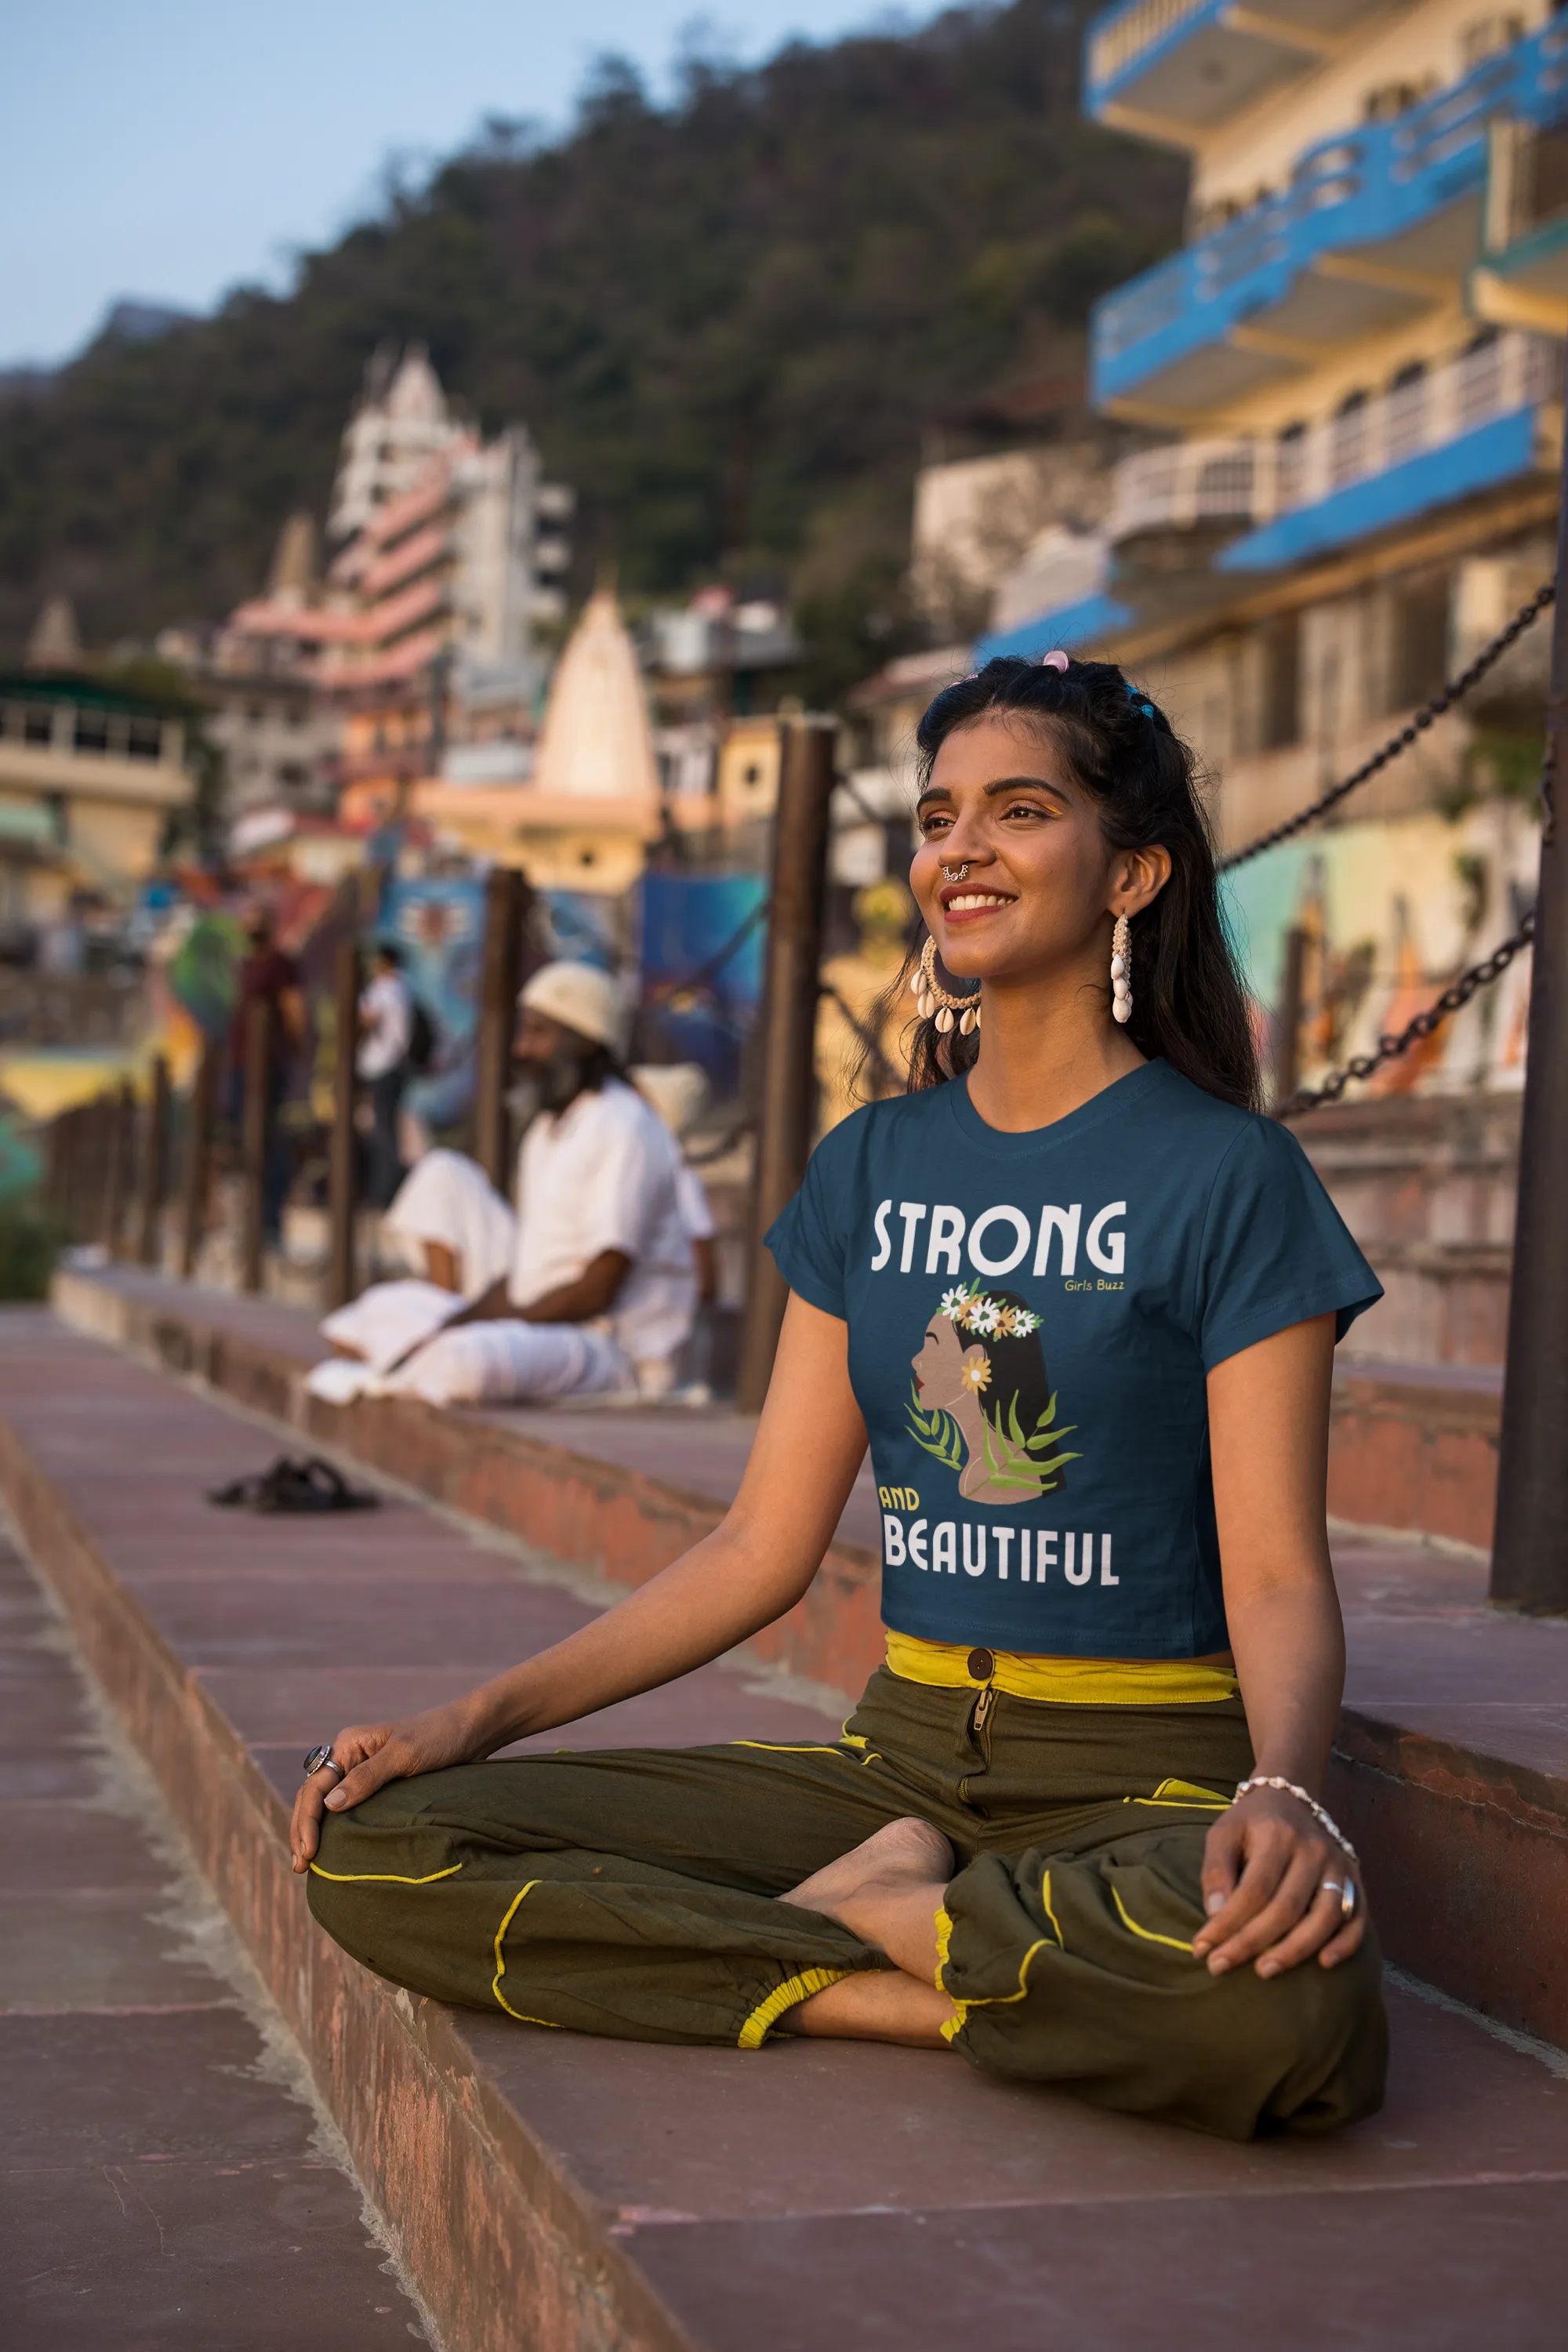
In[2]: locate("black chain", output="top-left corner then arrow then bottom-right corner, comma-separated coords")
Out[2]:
1276,907 -> 1535,1120
1221,580 -> 1555,873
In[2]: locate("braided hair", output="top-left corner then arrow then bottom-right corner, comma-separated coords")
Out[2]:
901,654 -> 1258,1111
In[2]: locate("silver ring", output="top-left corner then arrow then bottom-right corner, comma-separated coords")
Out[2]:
302,1740 -> 345,1784
1321,1876 -> 1356,1921
941,862 -> 970,883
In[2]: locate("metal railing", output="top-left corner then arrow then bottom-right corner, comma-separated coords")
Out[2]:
1093,19 -> 1568,390
1105,331 -> 1559,543
1085,0 -> 1217,99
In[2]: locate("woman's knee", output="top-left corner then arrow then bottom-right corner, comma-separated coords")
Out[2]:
953,1926 -> 1386,2140
1250,1928 -> 1388,2133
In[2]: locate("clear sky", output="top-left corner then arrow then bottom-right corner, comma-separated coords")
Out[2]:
2,2 -> 935,368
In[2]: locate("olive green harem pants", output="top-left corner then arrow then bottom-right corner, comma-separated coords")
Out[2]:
307,1664 -> 1386,2142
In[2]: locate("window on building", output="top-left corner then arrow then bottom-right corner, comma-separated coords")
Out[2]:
1363,82 -> 1424,121
1385,360 -> 1429,465
1526,123 -> 1568,235
72,711 -> 109,754
126,720 -> 162,761
1329,390 -> 1370,491
23,708 -> 52,746
1276,419 -> 1308,508
1459,15 -> 1525,70
1258,615 -> 1302,750
1389,577 -> 1450,712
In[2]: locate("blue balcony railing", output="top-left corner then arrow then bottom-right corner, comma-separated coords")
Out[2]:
1092,20 -> 1568,408
1086,0 -> 1229,117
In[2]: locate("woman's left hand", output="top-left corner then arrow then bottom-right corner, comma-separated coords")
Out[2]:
1192,1785 -> 1364,1978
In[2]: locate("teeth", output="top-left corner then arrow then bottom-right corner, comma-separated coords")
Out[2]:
948,892 -> 1011,910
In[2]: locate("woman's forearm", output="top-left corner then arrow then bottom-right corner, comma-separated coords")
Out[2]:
458,1515 -> 818,1750
1225,1576 -> 1345,1794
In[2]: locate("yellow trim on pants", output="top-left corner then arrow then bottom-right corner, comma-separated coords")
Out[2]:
310,1860 -> 465,1885
738,1967 -> 851,2049
492,1880 -> 565,2027
885,1631 -> 1239,1708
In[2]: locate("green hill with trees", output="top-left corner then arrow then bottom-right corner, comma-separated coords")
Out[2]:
0,0 -> 1182,694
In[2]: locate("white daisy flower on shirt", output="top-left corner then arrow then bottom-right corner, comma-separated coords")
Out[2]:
970,1298 -> 1001,1335
939,1287 -> 968,1319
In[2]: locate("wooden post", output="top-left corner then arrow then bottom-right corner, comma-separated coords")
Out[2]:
134,1054 -> 171,1268
178,1041 -> 218,1279
736,715 -> 838,1413
71,1103 -> 96,1246
239,999 -> 271,1294
325,935 -> 360,1311
102,1081 -> 135,1259
1272,925 -> 1308,1106
474,865 -> 528,1191
1491,379 -> 1568,1610
47,1109 -> 75,1240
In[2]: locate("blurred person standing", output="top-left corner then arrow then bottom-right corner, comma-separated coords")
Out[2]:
632,1060 -> 721,1393
229,907 -> 307,1241
358,942 -> 413,1209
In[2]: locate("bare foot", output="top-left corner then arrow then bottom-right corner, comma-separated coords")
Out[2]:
782,1817 -> 955,1982
783,1817 -> 953,1914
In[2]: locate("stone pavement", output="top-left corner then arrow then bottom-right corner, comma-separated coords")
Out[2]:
2,1307 -> 1568,2350
0,1519 -> 427,2348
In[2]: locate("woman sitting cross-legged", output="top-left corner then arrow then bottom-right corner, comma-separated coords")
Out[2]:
292,652 -> 1388,2143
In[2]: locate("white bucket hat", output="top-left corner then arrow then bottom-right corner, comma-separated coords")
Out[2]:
518,960 -> 632,1057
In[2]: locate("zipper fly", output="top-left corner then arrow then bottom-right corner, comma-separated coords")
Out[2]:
957,1680 -> 996,1806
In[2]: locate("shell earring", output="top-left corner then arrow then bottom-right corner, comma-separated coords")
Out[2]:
909,935 -> 982,1036
1110,913 -> 1132,1025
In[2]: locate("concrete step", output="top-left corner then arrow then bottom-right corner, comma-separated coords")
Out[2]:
1329,1356 -> 1500,1552
49,1266 -> 1567,2048
0,1515 -> 427,2350
5,1312 -> 1568,2350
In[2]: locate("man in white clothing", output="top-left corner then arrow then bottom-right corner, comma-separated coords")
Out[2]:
312,962 -> 696,1409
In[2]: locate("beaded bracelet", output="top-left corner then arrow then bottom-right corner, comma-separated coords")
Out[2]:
1233,1775 -> 1358,1863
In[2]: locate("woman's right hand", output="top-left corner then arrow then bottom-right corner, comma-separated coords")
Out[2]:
289,1696 -> 490,1873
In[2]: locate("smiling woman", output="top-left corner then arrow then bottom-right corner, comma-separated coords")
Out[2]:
295,650 -> 1389,2147
902,657 -> 1256,1107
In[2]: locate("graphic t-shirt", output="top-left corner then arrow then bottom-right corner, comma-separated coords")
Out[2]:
765,1061 -> 1380,1659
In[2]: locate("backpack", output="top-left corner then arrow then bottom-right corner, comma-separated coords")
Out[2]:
406,996 -> 437,1075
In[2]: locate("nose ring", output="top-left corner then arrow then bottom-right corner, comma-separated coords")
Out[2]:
941,862 -> 970,884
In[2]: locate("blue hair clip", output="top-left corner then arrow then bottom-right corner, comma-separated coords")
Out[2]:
1126,684 -> 1157,721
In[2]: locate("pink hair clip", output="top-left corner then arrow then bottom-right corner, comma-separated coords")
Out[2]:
1040,649 -> 1070,673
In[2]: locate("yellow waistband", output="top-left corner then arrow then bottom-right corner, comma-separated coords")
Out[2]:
884,1630 -> 1240,1708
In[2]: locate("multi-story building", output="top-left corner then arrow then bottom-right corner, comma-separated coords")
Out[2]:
0,670 -> 191,917
222,349 -> 572,833
992,0 -> 1566,1105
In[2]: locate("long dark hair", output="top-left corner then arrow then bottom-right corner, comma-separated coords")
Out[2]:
970,1287 -> 1053,1443
901,655 -> 1258,1110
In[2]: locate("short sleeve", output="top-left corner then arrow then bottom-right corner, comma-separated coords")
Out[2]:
764,1120 -> 856,1319
1195,1117 -> 1381,1372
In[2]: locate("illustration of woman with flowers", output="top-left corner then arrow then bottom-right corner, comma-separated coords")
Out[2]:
908,1281 -> 1077,1503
